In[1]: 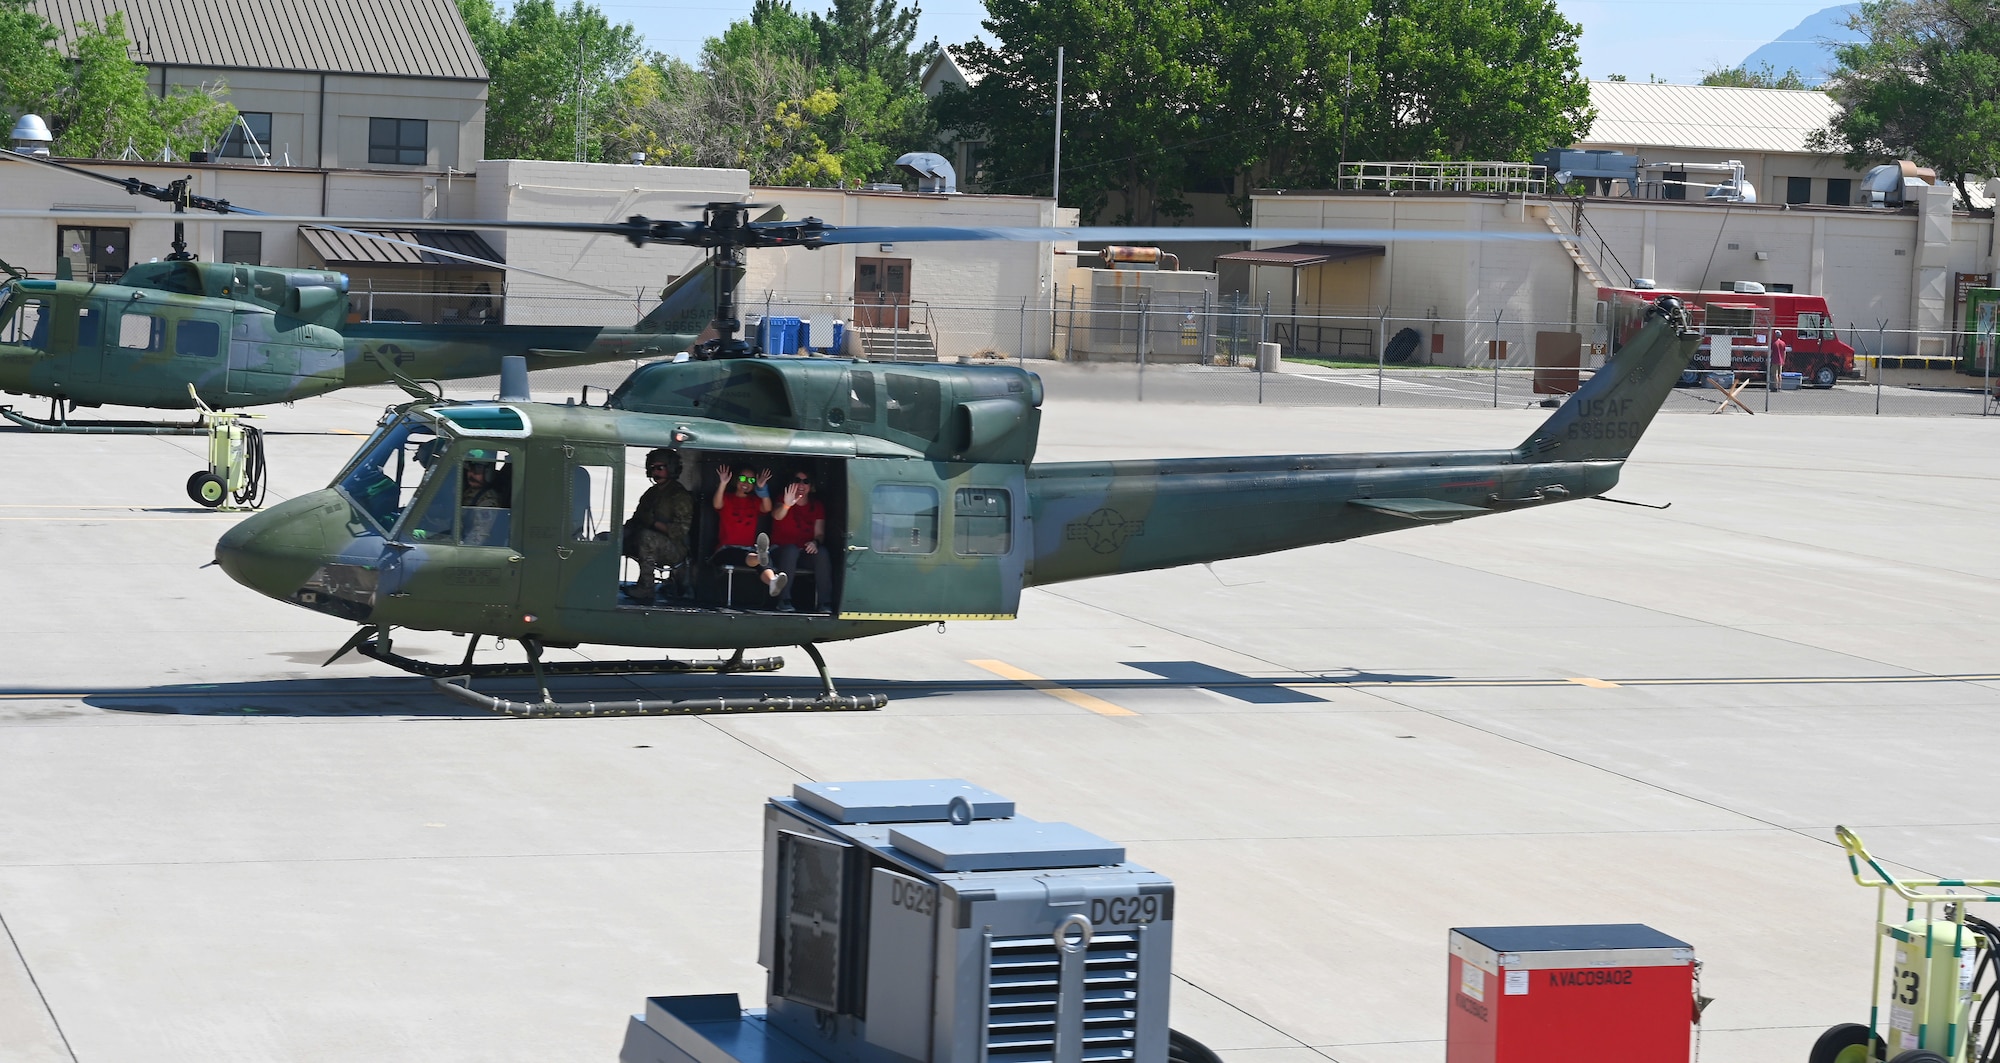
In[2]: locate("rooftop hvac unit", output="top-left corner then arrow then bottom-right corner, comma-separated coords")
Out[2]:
620,779 -> 1186,1063
1860,160 -> 1937,207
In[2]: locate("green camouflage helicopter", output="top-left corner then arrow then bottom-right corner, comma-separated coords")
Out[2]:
0,152 -> 718,504
210,203 -> 1702,717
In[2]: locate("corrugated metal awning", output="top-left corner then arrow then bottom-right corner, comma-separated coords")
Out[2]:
1212,243 -> 1386,267
301,227 -> 503,269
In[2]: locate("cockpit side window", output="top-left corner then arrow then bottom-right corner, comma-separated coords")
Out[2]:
402,445 -> 515,547
336,418 -> 443,534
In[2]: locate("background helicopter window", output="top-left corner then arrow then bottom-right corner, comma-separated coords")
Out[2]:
118,313 -> 166,352
2,298 -> 48,350
368,118 -> 429,165
569,464 -> 615,542
337,419 -> 441,533
953,489 -> 1011,556
221,231 -> 262,266
885,374 -> 940,439
871,484 -> 938,554
842,370 -> 877,423
176,319 -> 220,358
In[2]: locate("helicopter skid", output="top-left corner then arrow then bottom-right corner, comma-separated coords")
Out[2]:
354,637 -> 785,679
0,405 -> 206,434
430,677 -> 886,718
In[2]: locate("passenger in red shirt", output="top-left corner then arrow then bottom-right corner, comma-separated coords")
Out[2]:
710,463 -> 785,600
769,469 -> 828,612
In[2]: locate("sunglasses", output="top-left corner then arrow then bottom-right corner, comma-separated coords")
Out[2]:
736,475 -> 756,484
646,464 -> 671,471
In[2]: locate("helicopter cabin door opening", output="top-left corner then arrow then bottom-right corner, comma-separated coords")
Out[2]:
854,257 -> 910,329
839,459 -> 1026,621
617,448 -> 845,614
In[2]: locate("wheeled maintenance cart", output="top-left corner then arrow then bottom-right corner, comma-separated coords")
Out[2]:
184,388 -> 267,510
1813,826 -> 2000,1063
619,779 -> 1219,1063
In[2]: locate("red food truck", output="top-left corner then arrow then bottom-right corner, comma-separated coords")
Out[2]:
1598,284 -> 1857,387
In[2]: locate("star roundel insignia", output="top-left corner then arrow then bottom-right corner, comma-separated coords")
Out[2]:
1065,507 -> 1147,554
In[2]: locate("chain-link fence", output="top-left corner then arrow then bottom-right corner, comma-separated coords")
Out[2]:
309,282 -> 2000,417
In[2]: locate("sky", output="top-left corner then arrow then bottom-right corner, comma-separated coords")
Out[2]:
611,0 -> 1846,85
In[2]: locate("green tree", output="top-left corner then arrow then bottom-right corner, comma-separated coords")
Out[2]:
0,0 -> 63,123
938,0 -> 1223,222
1699,62 -> 1811,89
941,0 -> 1589,219
1809,0 -> 2000,208
607,0 -> 936,188
810,0 -> 937,90
2,9 -> 234,160
458,0 -> 642,161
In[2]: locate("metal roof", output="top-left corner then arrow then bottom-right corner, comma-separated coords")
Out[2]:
33,0 -> 487,79
301,228 -> 502,269
1583,80 -> 1839,154
1213,243 -> 1386,268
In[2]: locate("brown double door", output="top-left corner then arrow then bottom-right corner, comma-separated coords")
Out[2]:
854,257 -> 911,328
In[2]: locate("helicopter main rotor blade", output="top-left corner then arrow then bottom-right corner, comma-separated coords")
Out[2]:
0,149 -> 251,215
0,211 -> 1558,248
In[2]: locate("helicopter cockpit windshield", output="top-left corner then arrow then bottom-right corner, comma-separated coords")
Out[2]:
336,414 -> 444,534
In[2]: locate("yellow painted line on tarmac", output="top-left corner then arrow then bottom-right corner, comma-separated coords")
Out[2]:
967,659 -> 1138,717
1567,677 -> 1621,689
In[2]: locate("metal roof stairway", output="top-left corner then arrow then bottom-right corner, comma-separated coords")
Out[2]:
1536,200 -> 1630,289
853,325 -> 940,362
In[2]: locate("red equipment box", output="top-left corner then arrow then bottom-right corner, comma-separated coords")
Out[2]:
1446,924 -> 1695,1063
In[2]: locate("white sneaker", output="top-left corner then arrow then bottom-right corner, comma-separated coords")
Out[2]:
768,571 -> 788,597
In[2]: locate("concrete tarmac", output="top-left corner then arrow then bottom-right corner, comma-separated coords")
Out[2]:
3,367 -> 1998,1063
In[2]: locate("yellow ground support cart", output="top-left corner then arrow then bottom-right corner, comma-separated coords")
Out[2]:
1813,827 -> 2000,1063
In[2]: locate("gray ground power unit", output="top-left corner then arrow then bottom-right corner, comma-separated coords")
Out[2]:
620,779 -> 1176,1063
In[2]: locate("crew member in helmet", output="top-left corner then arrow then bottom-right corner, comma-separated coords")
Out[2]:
625,448 -> 694,601
461,449 -> 509,508
458,448 -> 512,546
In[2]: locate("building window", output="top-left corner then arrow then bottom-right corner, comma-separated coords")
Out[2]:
1826,178 -> 1852,206
216,112 -> 272,159
58,226 -> 128,281
221,231 -> 262,265
1786,177 -> 1812,204
369,118 -> 428,166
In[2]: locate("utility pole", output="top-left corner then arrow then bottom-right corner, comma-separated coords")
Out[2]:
1052,47 -> 1064,204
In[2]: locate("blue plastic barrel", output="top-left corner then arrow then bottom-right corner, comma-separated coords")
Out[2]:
760,316 -> 802,354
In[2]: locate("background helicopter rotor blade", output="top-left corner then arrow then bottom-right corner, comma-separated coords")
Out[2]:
805,225 -> 1562,245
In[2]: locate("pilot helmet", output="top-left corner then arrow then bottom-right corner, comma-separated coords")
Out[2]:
645,447 -> 678,476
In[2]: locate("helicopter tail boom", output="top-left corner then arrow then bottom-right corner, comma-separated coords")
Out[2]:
1023,308 -> 1696,587
1515,297 -> 1696,463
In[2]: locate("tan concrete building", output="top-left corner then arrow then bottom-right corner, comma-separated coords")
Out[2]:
1248,178 -> 1999,361
1575,80 -> 1864,207
33,0 -> 487,170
